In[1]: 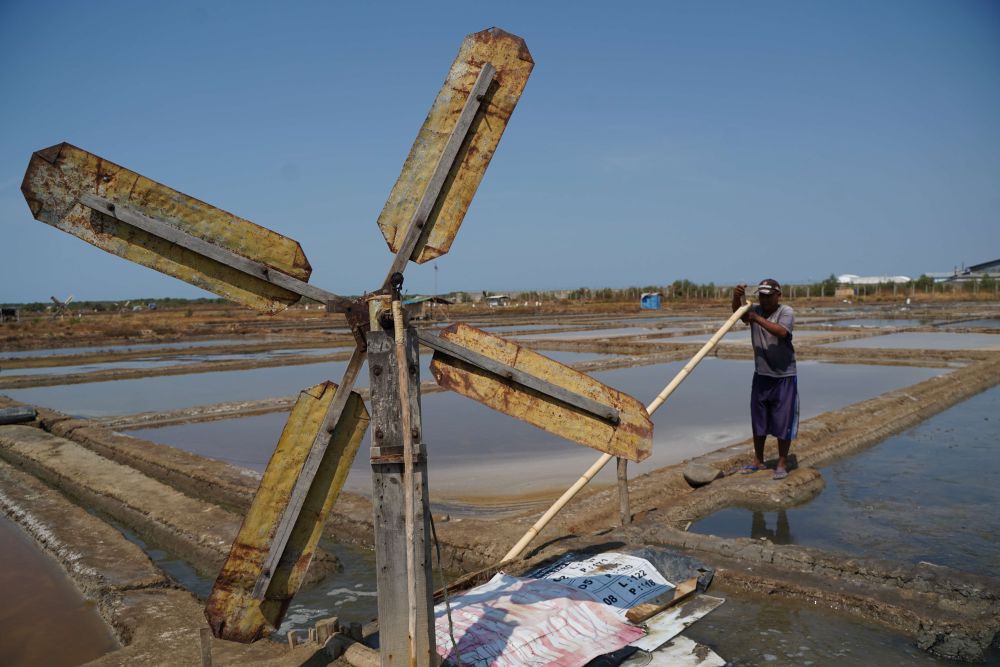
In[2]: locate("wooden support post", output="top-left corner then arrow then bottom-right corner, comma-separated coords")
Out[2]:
617,457 -> 631,526
199,627 -> 212,667
367,328 -> 436,666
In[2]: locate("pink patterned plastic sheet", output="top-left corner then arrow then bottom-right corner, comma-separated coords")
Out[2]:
434,574 -> 646,666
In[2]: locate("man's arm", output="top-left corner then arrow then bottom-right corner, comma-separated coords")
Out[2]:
748,310 -> 789,338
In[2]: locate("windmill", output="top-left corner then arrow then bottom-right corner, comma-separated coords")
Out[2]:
49,293 -> 74,318
20,28 -> 654,664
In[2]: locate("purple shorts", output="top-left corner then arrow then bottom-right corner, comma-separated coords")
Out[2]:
750,374 -> 799,440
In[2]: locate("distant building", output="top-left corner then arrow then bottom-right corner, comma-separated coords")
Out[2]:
837,274 -> 911,285
932,258 -> 1000,283
402,295 -> 453,320
485,294 -> 510,308
639,292 -> 661,310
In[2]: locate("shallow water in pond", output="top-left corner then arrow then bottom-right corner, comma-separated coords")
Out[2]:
515,326 -> 692,340
4,350 -> 609,417
1,347 -> 338,378
821,332 -> 1000,350
127,360 -> 948,502
107,518 -> 379,637
683,588 -> 999,666
690,385 -> 1000,575
0,514 -> 118,666
939,318 -> 1000,328
660,329 -> 830,344
820,318 -> 930,327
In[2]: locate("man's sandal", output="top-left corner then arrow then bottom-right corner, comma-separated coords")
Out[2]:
773,468 -> 789,480
739,464 -> 766,475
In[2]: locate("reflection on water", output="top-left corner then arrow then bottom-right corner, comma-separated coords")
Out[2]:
751,510 -> 792,545
515,326 -> 690,340
128,360 -> 949,501
692,385 -> 1000,575
0,515 -> 118,666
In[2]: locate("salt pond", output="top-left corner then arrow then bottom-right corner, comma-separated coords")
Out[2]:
939,318 -> 1000,329
683,590 -> 995,666
0,514 -> 117,666
4,350 -> 610,417
821,332 -> 1000,350
515,326 -> 694,340
127,360 -> 948,502
659,329 -> 831,344
0,338 -> 284,359
690,385 -> 1000,575
820,318 -> 930,327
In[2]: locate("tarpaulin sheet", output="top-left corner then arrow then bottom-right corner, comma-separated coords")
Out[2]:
530,552 -> 673,618
433,574 -> 645,666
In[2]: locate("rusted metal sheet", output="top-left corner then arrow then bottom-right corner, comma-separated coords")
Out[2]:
205,382 -> 369,642
429,324 -> 653,461
377,28 -> 533,264
21,143 -> 311,313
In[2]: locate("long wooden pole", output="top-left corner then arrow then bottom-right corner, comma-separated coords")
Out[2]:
501,301 -> 754,562
392,300 -> 418,666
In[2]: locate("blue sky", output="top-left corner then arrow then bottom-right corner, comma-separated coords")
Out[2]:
2,0 -> 998,302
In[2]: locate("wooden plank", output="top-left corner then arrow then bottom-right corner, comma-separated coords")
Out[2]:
367,329 -> 436,666
377,28 -> 534,264
79,193 -> 348,310
383,63 -> 494,284
204,381 -> 369,643
429,324 -> 653,462
21,143 -> 311,313
625,577 -> 699,624
617,458 -> 631,526
630,595 -> 725,653
417,329 -> 620,423
250,348 -> 366,599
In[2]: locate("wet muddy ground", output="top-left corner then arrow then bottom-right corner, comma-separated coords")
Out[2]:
691,384 -> 1000,575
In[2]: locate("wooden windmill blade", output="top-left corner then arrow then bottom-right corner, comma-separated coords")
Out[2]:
377,27 -> 533,268
424,324 -> 653,462
205,380 -> 370,643
21,143 -> 347,313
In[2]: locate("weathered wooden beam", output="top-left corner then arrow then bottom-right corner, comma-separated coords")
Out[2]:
382,63 -> 495,285
367,329 -> 436,666
21,143 -> 314,313
428,324 -> 652,462
377,28 -> 534,265
617,457 -> 631,526
78,193 -> 350,311
204,379 -> 369,642
250,347 -> 368,600
417,328 -> 621,424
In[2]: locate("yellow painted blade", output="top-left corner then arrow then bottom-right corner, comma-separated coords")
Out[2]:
430,324 -> 653,462
21,143 -> 311,313
205,382 -> 369,642
377,27 -> 534,263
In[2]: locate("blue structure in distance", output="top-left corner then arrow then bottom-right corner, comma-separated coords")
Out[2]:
640,292 -> 661,310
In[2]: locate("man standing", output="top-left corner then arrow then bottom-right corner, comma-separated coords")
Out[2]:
732,279 -> 798,480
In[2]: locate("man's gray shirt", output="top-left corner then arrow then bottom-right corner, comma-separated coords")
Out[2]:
749,304 -> 796,377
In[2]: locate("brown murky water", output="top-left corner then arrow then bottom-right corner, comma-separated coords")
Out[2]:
0,515 -> 118,666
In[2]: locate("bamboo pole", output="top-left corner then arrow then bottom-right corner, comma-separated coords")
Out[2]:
392,299 -> 418,666
501,300 -> 754,562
